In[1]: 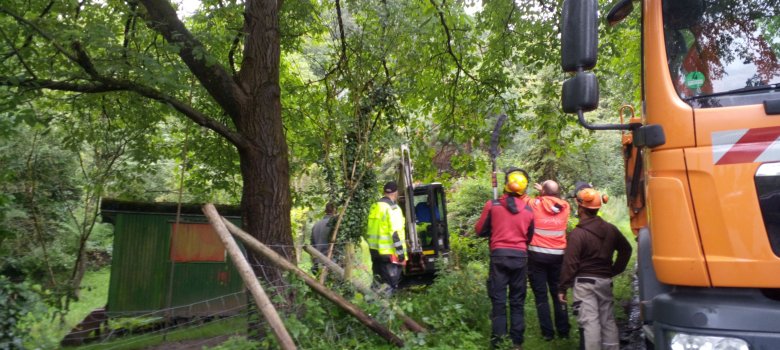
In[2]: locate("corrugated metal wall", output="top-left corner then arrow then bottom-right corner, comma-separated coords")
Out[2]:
107,212 -> 245,317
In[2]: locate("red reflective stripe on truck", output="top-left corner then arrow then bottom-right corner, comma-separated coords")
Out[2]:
712,125 -> 780,165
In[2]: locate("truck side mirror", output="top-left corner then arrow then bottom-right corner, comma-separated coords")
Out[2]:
561,0 -> 599,72
606,0 -> 635,26
560,0 -> 631,131
562,72 -> 599,113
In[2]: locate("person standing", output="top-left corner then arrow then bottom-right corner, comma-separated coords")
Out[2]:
365,181 -> 406,294
310,202 -> 335,274
528,180 -> 571,341
558,186 -> 632,350
475,168 -> 535,349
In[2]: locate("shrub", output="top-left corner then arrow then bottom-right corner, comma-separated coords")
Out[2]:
397,261 -> 491,349
446,177 -> 492,267
0,277 -> 44,349
446,177 -> 491,237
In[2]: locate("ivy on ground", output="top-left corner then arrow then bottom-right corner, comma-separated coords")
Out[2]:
0,277 -> 39,350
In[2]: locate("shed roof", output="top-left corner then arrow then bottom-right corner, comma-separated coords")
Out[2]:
100,198 -> 242,219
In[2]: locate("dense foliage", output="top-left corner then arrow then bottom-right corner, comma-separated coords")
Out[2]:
0,0 -> 643,346
0,277 -> 43,349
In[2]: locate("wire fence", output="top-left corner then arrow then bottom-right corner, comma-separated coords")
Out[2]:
64,241 -> 400,349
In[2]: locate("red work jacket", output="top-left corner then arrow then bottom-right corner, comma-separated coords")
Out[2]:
474,194 -> 534,256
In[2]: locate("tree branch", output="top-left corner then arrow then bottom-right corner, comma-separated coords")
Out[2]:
122,2 -> 138,59
335,0 -> 348,69
0,5 -> 80,63
216,0 -> 243,78
315,0 -> 349,82
228,31 -> 242,77
71,41 -> 99,78
428,0 -> 501,96
1,0 -> 54,63
2,77 -> 247,147
137,0 -> 245,120
0,27 -> 37,79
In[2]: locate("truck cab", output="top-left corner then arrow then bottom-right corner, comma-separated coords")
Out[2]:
561,0 -> 780,348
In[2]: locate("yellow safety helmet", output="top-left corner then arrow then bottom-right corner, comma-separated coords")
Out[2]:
504,168 -> 529,195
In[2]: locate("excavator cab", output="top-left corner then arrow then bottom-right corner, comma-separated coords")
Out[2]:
403,183 -> 450,277
396,145 -> 450,284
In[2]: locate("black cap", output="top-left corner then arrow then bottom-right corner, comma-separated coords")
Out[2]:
570,181 -> 593,198
383,181 -> 398,194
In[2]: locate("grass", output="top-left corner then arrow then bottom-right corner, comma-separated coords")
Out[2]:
75,316 -> 247,350
23,267 -> 111,349
66,267 -> 111,331
23,266 -> 247,350
61,267 -> 249,349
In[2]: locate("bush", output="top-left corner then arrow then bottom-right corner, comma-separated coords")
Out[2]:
0,277 -> 45,349
446,177 -> 491,237
449,234 -> 489,269
397,261 -> 491,349
446,177 -> 492,267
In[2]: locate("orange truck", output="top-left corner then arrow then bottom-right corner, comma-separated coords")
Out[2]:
560,0 -> 780,349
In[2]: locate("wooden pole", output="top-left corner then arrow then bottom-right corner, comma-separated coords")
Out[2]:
202,204 -> 296,350
304,245 -> 427,333
214,214 -> 405,347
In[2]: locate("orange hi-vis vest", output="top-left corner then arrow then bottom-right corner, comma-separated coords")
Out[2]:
528,196 -> 570,255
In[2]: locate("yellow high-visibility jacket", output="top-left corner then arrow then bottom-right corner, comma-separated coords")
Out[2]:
365,197 -> 406,257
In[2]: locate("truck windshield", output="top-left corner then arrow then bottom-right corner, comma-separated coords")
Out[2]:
663,0 -> 780,107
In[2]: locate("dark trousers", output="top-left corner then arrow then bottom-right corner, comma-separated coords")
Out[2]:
370,250 -> 402,291
488,255 -> 528,346
529,252 -> 570,339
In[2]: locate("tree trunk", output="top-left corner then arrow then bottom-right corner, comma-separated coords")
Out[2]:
239,146 -> 293,285
235,0 -> 294,287
70,242 -> 88,299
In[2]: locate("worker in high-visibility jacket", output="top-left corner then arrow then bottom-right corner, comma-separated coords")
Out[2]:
365,181 -> 406,294
528,180 -> 571,341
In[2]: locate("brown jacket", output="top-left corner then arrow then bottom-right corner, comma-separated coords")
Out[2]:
559,216 -> 632,291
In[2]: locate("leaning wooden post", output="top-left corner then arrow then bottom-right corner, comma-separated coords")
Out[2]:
304,245 -> 427,333
215,214 -> 405,347
202,204 -> 296,350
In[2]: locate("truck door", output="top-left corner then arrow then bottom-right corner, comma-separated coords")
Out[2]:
663,0 -> 780,287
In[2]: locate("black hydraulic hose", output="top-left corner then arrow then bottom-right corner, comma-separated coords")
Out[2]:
629,149 -> 643,199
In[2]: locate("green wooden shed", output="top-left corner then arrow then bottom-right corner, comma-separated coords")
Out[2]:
100,199 -> 246,318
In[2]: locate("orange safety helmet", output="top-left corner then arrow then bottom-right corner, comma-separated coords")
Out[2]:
504,168 -> 529,195
576,188 -> 609,209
